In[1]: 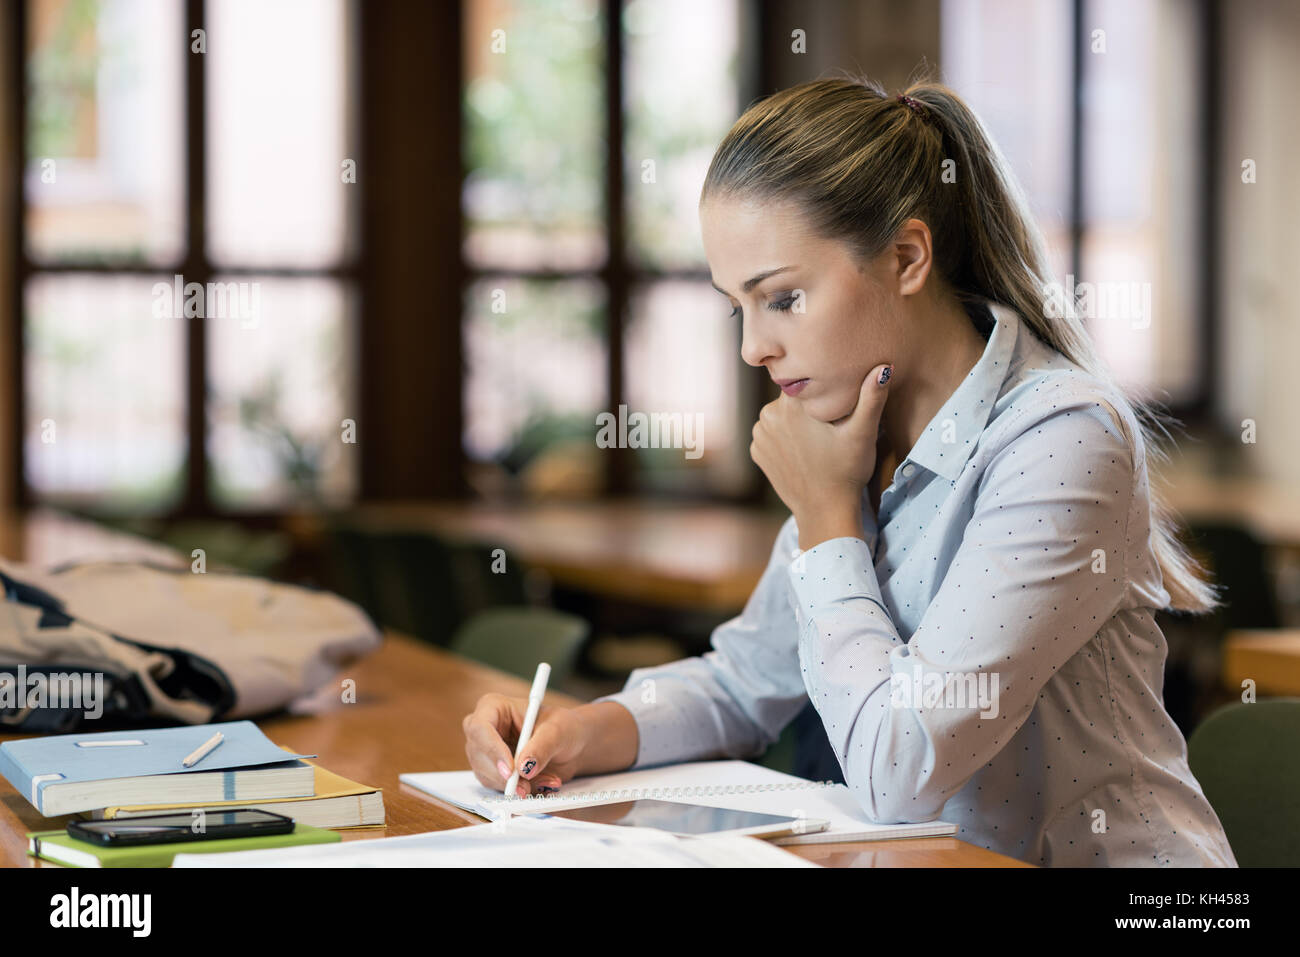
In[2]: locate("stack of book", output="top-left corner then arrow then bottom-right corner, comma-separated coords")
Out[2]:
0,720 -> 385,867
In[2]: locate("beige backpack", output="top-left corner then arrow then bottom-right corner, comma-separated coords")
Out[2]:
0,558 -> 381,733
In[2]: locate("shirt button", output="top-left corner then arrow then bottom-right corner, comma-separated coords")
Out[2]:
902,464 -> 916,478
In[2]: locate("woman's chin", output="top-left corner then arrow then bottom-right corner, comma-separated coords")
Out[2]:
804,396 -> 855,425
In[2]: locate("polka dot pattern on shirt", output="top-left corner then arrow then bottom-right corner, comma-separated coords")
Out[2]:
593,303 -> 1235,868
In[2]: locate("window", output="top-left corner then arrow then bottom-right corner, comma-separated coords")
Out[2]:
942,0 -> 1208,409
461,0 -> 755,499
18,0 -> 359,513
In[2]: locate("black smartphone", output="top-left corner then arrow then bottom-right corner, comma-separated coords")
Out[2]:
67,809 -> 295,847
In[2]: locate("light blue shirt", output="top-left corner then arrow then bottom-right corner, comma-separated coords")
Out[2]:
597,301 -> 1237,867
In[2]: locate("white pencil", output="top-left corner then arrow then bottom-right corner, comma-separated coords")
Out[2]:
182,731 -> 225,768
504,663 -> 552,799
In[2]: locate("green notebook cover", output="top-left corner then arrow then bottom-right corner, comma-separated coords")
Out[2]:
27,821 -> 341,868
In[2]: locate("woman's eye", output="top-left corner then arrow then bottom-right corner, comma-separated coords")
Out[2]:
729,296 -> 795,319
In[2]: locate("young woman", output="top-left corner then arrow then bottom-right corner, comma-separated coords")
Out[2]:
461,76 -> 1237,867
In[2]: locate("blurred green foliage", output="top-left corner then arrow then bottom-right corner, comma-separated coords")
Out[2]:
28,0 -> 101,160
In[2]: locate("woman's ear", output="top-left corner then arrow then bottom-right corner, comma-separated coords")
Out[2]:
892,218 -> 934,296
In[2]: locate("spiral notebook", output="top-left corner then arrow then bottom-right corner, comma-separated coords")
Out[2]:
400,759 -> 956,845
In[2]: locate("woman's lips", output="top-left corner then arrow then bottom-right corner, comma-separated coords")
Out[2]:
776,378 -> 809,396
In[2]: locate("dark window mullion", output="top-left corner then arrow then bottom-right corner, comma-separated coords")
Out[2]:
738,0 -> 774,505
9,1 -> 28,508
1069,0 -> 1084,292
1193,0 -> 1220,422
461,267 -> 607,284
603,0 -> 629,497
183,0 -> 209,517
19,261 -> 357,279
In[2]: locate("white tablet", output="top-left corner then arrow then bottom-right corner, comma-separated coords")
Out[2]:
525,797 -> 829,840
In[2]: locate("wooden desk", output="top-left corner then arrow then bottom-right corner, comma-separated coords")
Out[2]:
341,474 -> 1300,614
0,507 -> 1029,867
0,506 -> 188,569
0,632 -> 1028,868
1222,629 -> 1300,696
336,500 -> 788,613
1154,471 -> 1300,549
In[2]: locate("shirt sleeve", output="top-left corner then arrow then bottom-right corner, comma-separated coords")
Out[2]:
593,512 -> 858,769
789,401 -> 1136,823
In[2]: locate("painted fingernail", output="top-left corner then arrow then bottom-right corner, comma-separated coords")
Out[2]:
497,759 -> 511,780
877,365 -> 892,385
539,785 -> 558,794
521,759 -> 537,777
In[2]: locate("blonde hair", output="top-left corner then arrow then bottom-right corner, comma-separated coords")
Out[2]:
701,73 -> 1219,614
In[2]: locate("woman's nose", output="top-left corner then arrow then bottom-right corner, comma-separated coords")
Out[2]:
739,313 -> 781,368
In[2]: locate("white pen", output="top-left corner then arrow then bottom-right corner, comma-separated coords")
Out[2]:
504,663 -> 552,799
182,731 -> 225,768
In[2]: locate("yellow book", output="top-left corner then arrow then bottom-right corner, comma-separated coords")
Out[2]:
90,749 -> 384,829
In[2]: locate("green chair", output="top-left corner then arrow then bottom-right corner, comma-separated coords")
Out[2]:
450,607 -> 590,688
327,523 -> 544,647
756,719 -> 798,775
326,526 -> 463,645
1185,522 -> 1281,630
382,532 -> 478,645
443,539 -> 534,613
1161,522 -> 1282,735
326,525 -> 383,621
95,515 -> 291,578
1186,698 -> 1300,866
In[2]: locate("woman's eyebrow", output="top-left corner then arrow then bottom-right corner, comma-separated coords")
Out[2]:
710,265 -> 797,297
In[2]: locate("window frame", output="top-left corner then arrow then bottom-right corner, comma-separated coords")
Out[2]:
459,0 -> 771,503
7,0 -> 363,518
458,0 -> 1220,506
4,0 -> 1221,513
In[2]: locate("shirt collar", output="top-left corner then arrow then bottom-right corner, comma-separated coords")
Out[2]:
901,300 -> 1020,483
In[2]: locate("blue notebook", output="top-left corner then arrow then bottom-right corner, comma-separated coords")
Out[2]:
0,720 -> 316,816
